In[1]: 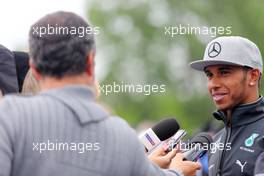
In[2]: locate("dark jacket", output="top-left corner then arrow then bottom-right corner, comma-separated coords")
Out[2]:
255,152 -> 264,175
208,97 -> 264,176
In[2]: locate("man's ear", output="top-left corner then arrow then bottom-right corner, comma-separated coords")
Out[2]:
86,51 -> 95,77
249,69 -> 261,86
29,59 -> 42,81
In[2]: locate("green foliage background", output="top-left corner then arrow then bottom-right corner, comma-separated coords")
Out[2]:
86,0 -> 264,133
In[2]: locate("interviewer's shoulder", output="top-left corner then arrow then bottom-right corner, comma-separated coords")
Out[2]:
104,116 -> 139,139
0,94 -> 41,133
0,93 -> 52,117
0,93 -> 48,108
0,94 -> 30,110
105,116 -> 135,132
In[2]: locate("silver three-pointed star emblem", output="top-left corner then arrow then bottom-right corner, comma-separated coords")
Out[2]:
208,42 -> 221,58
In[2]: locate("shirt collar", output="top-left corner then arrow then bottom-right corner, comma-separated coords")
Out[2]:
213,96 -> 264,127
40,85 -> 109,124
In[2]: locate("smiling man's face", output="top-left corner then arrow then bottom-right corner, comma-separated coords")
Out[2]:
204,65 -> 253,111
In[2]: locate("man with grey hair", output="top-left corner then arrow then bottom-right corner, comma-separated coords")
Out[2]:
190,36 -> 264,176
0,11 -> 200,176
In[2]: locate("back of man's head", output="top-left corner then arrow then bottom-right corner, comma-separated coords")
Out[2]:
29,11 -> 95,78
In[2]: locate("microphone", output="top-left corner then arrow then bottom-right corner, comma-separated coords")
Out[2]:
139,118 -> 179,153
257,136 -> 264,148
165,129 -> 187,152
183,132 -> 212,161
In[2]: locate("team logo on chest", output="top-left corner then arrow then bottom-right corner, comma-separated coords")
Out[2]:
240,133 -> 259,153
245,133 -> 259,147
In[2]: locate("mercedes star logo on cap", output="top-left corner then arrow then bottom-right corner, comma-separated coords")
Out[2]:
208,42 -> 221,58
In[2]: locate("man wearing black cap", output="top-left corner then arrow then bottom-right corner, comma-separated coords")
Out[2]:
190,36 -> 264,176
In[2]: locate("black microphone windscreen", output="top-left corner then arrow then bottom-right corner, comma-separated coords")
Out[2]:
190,132 -> 213,146
152,118 -> 179,141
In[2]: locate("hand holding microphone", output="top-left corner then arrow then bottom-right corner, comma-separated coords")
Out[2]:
140,117 -> 205,175
166,132 -> 211,176
165,129 -> 187,152
139,118 -> 181,169
169,153 -> 202,176
139,118 -> 180,153
182,132 -> 212,161
148,145 -> 179,169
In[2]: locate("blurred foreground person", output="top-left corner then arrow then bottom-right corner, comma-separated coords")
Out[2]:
0,44 -> 19,95
190,36 -> 264,176
0,11 -> 200,176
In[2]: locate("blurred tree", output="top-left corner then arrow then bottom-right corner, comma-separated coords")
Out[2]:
86,0 -> 264,133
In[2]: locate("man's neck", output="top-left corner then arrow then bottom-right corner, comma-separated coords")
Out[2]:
223,94 -> 260,125
39,74 -> 93,91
